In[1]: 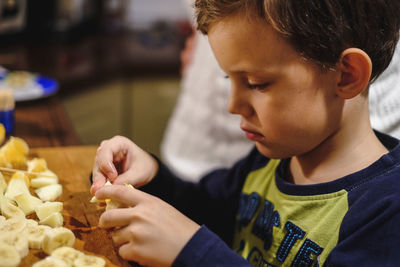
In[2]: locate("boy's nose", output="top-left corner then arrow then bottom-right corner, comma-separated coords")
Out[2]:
227,86 -> 252,117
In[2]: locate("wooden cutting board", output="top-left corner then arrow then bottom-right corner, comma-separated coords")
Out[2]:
19,146 -> 131,267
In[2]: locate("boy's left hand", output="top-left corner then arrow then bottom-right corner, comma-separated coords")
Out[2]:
95,184 -> 200,267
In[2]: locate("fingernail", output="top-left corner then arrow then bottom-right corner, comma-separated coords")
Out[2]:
107,162 -> 117,177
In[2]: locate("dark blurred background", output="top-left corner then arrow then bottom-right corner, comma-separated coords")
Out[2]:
0,0 -> 192,156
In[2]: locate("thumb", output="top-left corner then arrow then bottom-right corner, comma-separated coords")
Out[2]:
112,169 -> 143,187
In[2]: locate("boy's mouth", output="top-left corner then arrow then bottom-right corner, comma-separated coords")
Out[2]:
241,127 -> 264,141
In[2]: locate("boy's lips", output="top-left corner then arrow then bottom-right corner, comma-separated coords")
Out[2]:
241,126 -> 264,141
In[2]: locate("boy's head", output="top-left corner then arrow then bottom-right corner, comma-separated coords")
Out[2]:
194,0 -> 400,159
195,0 -> 400,82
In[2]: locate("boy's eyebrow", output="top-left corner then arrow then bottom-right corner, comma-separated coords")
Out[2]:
227,69 -> 274,76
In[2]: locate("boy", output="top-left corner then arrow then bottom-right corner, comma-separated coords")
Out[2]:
91,0 -> 400,266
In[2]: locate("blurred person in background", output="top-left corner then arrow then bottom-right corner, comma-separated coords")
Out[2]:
161,0 -> 400,182
160,0 -> 253,181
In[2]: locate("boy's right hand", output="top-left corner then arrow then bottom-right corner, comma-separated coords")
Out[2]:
90,135 -> 159,194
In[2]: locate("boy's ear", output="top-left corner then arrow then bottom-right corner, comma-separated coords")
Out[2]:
336,48 -> 372,99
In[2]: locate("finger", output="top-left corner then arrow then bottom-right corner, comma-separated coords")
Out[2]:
90,171 -> 107,194
95,146 -> 118,181
99,208 -> 134,229
118,242 -> 136,262
95,184 -> 147,207
111,226 -> 130,246
112,171 -> 138,186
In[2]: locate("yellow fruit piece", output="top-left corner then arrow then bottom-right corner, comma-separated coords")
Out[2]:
9,137 -> 29,156
0,137 -> 30,169
28,158 -> 47,173
0,123 -> 5,145
11,171 -> 30,188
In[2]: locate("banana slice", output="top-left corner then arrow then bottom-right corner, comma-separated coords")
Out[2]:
14,192 -> 43,215
35,184 -> 63,202
32,256 -> 69,267
31,177 -> 58,188
4,173 -> 30,200
35,201 -> 63,221
1,233 -> 29,258
27,157 -> 47,173
51,246 -> 84,265
39,211 -> 64,228
42,227 -> 75,254
74,254 -> 106,267
0,217 -> 27,234
0,215 -> 6,224
27,218 -> 39,227
0,196 -> 25,218
0,243 -> 21,267
27,224 -> 51,249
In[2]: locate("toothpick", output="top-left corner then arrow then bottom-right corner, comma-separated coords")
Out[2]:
0,167 -> 56,178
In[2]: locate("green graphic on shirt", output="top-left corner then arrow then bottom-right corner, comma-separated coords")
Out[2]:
233,159 -> 349,266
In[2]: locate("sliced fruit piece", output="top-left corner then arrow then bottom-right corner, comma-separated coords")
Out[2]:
32,256 -> 69,267
51,246 -> 84,265
4,174 -> 29,201
0,243 -> 21,267
74,254 -> 106,267
0,217 -> 27,234
0,195 -> 25,218
27,157 -> 47,173
0,123 -> 5,145
14,193 -> 43,215
39,212 -> 64,228
30,177 -> 58,188
27,224 -> 51,249
35,184 -> 62,202
35,201 -> 63,221
42,227 -> 75,254
0,215 -> 6,224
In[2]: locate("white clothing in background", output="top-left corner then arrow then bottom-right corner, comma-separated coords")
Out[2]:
370,40 -> 400,138
160,33 -> 253,181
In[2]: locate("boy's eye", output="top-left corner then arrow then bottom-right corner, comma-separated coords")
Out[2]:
247,82 -> 269,90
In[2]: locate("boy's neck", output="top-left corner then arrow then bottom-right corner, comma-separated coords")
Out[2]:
287,105 -> 388,185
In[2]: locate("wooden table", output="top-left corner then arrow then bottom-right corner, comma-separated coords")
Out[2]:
20,146 -> 130,267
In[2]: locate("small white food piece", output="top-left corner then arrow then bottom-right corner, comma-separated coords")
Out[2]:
0,196 -> 25,219
0,217 -> 27,234
42,227 -> 75,255
4,176 -> 29,201
74,254 -> 106,267
27,224 -> 51,249
30,177 -> 58,188
35,184 -> 62,202
32,256 -> 69,267
51,246 -> 84,265
14,193 -> 43,215
5,234 -> 29,258
39,211 -> 64,228
35,201 -> 63,221
90,196 -> 105,204
0,243 -> 21,267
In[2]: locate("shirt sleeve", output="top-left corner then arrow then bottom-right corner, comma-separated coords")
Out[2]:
324,176 -> 400,266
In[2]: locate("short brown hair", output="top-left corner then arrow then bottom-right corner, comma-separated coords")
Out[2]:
195,0 -> 400,82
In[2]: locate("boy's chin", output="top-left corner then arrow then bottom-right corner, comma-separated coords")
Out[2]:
255,143 -> 291,159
